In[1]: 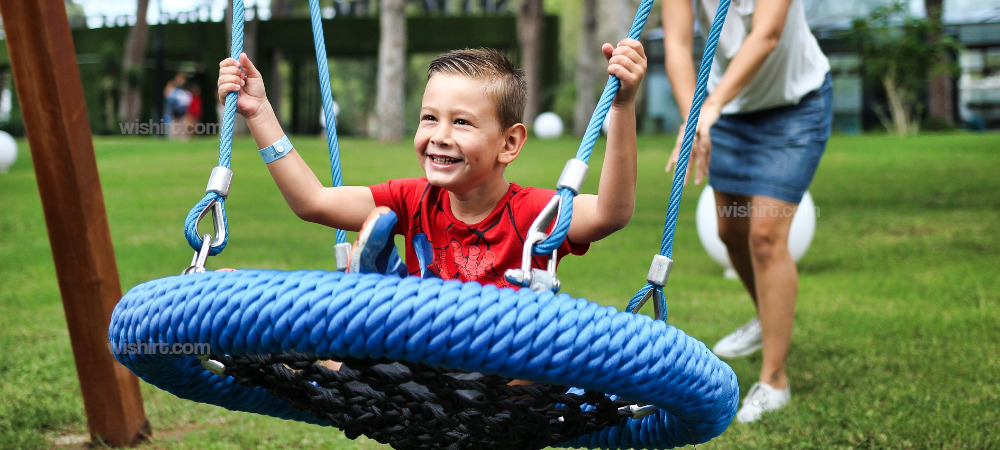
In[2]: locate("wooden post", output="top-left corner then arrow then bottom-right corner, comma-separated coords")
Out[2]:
0,0 -> 150,446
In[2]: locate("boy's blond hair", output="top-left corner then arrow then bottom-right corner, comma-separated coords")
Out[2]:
427,48 -> 526,131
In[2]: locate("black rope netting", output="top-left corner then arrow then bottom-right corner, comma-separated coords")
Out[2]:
215,353 -> 635,449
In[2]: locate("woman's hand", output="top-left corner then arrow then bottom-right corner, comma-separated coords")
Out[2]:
665,104 -> 720,185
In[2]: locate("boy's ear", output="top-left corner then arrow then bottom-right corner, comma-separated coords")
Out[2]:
498,123 -> 527,165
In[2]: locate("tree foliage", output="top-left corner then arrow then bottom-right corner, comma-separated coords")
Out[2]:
846,1 -> 962,135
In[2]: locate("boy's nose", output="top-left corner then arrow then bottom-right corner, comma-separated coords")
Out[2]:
430,127 -> 452,146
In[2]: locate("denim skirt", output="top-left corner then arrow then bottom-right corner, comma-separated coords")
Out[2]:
708,73 -> 833,204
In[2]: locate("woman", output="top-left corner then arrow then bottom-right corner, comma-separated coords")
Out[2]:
662,0 -> 832,423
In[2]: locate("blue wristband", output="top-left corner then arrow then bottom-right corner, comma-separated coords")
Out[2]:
258,135 -> 293,164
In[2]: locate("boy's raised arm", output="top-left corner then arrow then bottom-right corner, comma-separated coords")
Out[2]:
218,53 -> 375,231
568,39 -> 646,244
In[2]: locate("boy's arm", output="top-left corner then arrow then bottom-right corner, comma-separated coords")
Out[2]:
218,53 -> 375,232
567,39 -> 646,244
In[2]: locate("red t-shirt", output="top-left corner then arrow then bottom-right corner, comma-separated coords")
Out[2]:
187,95 -> 202,120
370,178 -> 589,289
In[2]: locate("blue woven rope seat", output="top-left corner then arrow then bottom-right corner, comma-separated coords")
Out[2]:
110,270 -> 738,448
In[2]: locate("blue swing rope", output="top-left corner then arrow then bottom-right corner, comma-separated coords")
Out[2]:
115,1 -> 741,448
625,0 -> 732,319
532,0 -> 655,257
182,0 -> 244,256
529,0 -> 731,321
183,0 -> 351,257
309,0 -> 348,246
518,0 -> 731,320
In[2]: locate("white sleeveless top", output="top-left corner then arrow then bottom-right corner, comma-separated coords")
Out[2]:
696,0 -> 830,114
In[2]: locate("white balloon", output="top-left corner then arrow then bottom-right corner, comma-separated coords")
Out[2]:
0,130 -> 17,173
533,112 -> 563,139
695,186 -> 816,276
319,101 -> 340,129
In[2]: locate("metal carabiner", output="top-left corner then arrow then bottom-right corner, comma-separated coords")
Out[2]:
183,233 -> 213,275
504,195 -> 562,293
194,198 -> 227,249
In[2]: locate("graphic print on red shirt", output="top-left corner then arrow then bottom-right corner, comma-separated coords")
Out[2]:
369,178 -> 589,289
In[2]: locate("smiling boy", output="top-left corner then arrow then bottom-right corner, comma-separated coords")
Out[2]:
217,42 -> 646,288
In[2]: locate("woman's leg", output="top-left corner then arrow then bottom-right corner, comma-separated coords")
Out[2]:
746,195 -> 797,389
714,190 -> 757,304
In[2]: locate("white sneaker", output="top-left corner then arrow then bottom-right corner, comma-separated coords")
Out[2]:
712,317 -> 762,358
736,382 -> 790,423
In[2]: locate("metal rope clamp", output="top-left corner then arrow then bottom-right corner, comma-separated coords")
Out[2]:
333,242 -> 351,272
504,159 -> 588,293
631,254 -> 673,321
183,166 -> 232,274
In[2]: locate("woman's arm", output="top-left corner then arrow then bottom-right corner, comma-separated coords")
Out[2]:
662,0 -> 793,185
662,0 -> 698,122
701,0 -> 793,114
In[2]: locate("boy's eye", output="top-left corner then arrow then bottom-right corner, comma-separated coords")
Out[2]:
421,115 -> 437,122
454,119 -> 470,126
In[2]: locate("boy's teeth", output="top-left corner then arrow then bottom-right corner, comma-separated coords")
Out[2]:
431,155 -> 459,163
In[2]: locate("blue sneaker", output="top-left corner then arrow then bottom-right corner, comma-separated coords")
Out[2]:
349,207 -> 407,277
412,233 -> 436,278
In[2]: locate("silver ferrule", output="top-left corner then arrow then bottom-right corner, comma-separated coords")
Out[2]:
647,255 -> 673,287
556,158 -> 589,194
333,242 -> 351,272
206,166 -> 234,198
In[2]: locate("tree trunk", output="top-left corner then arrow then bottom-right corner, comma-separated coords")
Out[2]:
376,0 -> 407,142
925,0 -> 953,125
269,0 -> 293,126
517,0 -> 544,128
597,0 -> 633,46
117,0 -> 149,123
573,0 -> 599,136
883,65 -> 919,135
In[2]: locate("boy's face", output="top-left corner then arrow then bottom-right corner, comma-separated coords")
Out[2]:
415,74 -> 510,195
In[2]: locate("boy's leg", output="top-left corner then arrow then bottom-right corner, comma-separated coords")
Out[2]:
349,206 -> 407,277
411,233 -> 436,278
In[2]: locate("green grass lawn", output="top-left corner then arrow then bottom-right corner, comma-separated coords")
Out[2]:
1,131 -> 998,449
